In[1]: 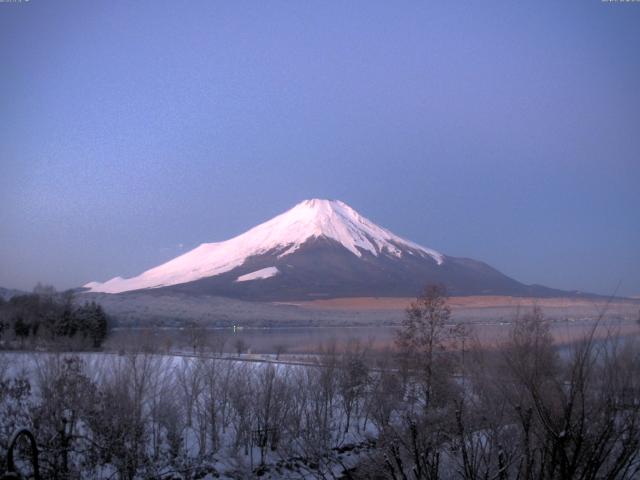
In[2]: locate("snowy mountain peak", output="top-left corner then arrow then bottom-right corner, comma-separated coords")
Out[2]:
278,199 -> 442,260
84,199 -> 443,294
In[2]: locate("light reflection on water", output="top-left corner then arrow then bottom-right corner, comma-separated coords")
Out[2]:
107,318 -> 639,355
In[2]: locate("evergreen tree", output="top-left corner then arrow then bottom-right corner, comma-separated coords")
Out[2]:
88,302 -> 108,348
0,289 -> 110,348
75,301 -> 109,348
13,314 -> 30,340
55,291 -> 79,338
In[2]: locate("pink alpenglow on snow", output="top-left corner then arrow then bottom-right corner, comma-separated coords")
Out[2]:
84,199 -> 443,294
235,267 -> 280,282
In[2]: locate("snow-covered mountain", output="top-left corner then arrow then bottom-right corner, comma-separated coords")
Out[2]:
84,199 -> 569,300
85,199 -> 442,293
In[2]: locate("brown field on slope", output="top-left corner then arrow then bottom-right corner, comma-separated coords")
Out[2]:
287,295 -> 640,312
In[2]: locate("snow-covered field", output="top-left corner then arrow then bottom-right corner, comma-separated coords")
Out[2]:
3,319 -> 640,480
0,350 -> 382,479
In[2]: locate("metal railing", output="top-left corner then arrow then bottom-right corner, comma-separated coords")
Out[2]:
1,429 -> 39,480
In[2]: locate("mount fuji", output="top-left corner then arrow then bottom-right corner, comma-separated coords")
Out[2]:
84,199 -> 571,300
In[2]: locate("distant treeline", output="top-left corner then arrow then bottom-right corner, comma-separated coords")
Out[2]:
0,284 -> 109,349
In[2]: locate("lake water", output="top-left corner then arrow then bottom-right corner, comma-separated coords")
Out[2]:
107,318 -> 640,354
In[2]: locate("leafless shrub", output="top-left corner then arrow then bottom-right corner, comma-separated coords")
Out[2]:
2,292 -> 638,479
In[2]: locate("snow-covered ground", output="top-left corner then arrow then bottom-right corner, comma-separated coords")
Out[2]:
0,350 -> 381,479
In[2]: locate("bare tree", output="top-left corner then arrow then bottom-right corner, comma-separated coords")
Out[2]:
229,363 -> 254,455
175,357 -> 203,435
207,331 -> 228,356
184,321 -> 207,355
31,354 -> 97,479
502,311 -> 640,479
274,344 -> 288,360
448,308 -> 640,480
84,353 -> 159,479
338,339 -> 370,434
0,354 -> 32,474
234,338 -> 248,356
396,284 -> 457,411
253,364 -> 293,465
197,356 -> 223,455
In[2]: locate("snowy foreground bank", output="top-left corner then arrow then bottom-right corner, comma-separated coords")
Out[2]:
2,316 -> 640,479
1,350 -> 385,479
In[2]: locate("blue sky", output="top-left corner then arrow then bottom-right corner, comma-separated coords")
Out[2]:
1,0 -> 639,296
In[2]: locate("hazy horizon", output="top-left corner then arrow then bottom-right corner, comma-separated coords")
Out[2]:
1,1 -> 639,296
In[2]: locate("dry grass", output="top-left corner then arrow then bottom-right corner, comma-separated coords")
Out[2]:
290,295 -> 640,311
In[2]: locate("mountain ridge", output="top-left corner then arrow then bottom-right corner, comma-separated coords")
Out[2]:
84,199 -> 590,301
85,199 -> 443,294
